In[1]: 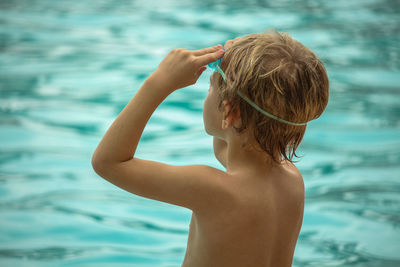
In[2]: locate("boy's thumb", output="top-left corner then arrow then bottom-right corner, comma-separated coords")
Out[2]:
195,66 -> 207,78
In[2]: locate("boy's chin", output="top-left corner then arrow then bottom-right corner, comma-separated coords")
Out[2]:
203,126 -> 212,136
203,124 -> 216,137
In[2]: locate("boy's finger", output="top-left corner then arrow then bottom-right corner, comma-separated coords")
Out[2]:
224,37 -> 241,50
192,45 -> 222,56
195,49 -> 225,66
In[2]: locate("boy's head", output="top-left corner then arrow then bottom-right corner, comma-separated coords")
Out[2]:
209,29 -> 329,163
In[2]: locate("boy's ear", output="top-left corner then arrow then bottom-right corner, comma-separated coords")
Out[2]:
221,100 -> 242,129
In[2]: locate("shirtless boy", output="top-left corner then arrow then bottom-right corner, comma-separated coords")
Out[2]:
92,30 -> 329,267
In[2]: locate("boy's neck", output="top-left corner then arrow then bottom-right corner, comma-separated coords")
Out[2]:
224,133 -> 277,174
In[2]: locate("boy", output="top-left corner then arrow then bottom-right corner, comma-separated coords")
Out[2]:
92,30 -> 329,267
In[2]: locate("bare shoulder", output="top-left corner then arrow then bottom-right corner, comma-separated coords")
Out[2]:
220,160 -> 304,217
274,161 -> 305,210
240,160 -> 305,213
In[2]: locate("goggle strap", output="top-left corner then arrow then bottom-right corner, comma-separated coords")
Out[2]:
212,64 -> 307,126
215,64 -> 226,81
236,91 -> 308,126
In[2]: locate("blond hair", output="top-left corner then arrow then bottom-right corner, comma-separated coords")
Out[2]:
213,30 -> 329,163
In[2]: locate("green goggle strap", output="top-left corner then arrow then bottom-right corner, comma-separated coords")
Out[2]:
213,64 -> 308,126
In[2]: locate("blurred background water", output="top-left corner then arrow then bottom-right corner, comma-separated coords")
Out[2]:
0,0 -> 399,266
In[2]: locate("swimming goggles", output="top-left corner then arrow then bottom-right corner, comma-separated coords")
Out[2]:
208,56 -> 308,126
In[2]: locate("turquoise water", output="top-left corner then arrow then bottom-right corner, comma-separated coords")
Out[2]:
1,0 -> 399,266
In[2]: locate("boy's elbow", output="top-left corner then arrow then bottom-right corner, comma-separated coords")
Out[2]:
91,156 -> 108,176
91,156 -> 135,179
91,158 -> 101,175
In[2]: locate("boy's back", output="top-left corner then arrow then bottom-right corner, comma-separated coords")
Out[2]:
182,160 -> 304,267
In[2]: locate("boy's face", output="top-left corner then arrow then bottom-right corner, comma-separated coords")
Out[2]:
203,73 -> 223,137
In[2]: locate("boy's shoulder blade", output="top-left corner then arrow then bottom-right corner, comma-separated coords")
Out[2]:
182,164 -> 236,213
233,161 -> 305,214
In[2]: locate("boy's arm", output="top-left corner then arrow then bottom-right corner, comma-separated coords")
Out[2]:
92,46 -> 228,212
213,137 -> 227,168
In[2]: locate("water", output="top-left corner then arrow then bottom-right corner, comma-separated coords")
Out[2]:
1,0 -> 399,266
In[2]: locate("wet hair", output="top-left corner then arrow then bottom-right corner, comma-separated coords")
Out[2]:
213,29 -> 329,164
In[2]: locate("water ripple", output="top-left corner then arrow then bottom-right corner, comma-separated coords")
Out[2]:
0,190 -> 188,235
1,0 -> 399,266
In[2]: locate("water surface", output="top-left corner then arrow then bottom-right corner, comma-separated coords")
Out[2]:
1,0 -> 399,266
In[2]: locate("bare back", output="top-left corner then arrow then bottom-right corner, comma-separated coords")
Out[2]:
182,162 -> 304,267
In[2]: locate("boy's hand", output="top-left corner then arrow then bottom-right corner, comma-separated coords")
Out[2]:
148,45 -> 225,93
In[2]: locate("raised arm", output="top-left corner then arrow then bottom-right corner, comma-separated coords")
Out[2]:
213,137 -> 227,168
91,45 -> 229,212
